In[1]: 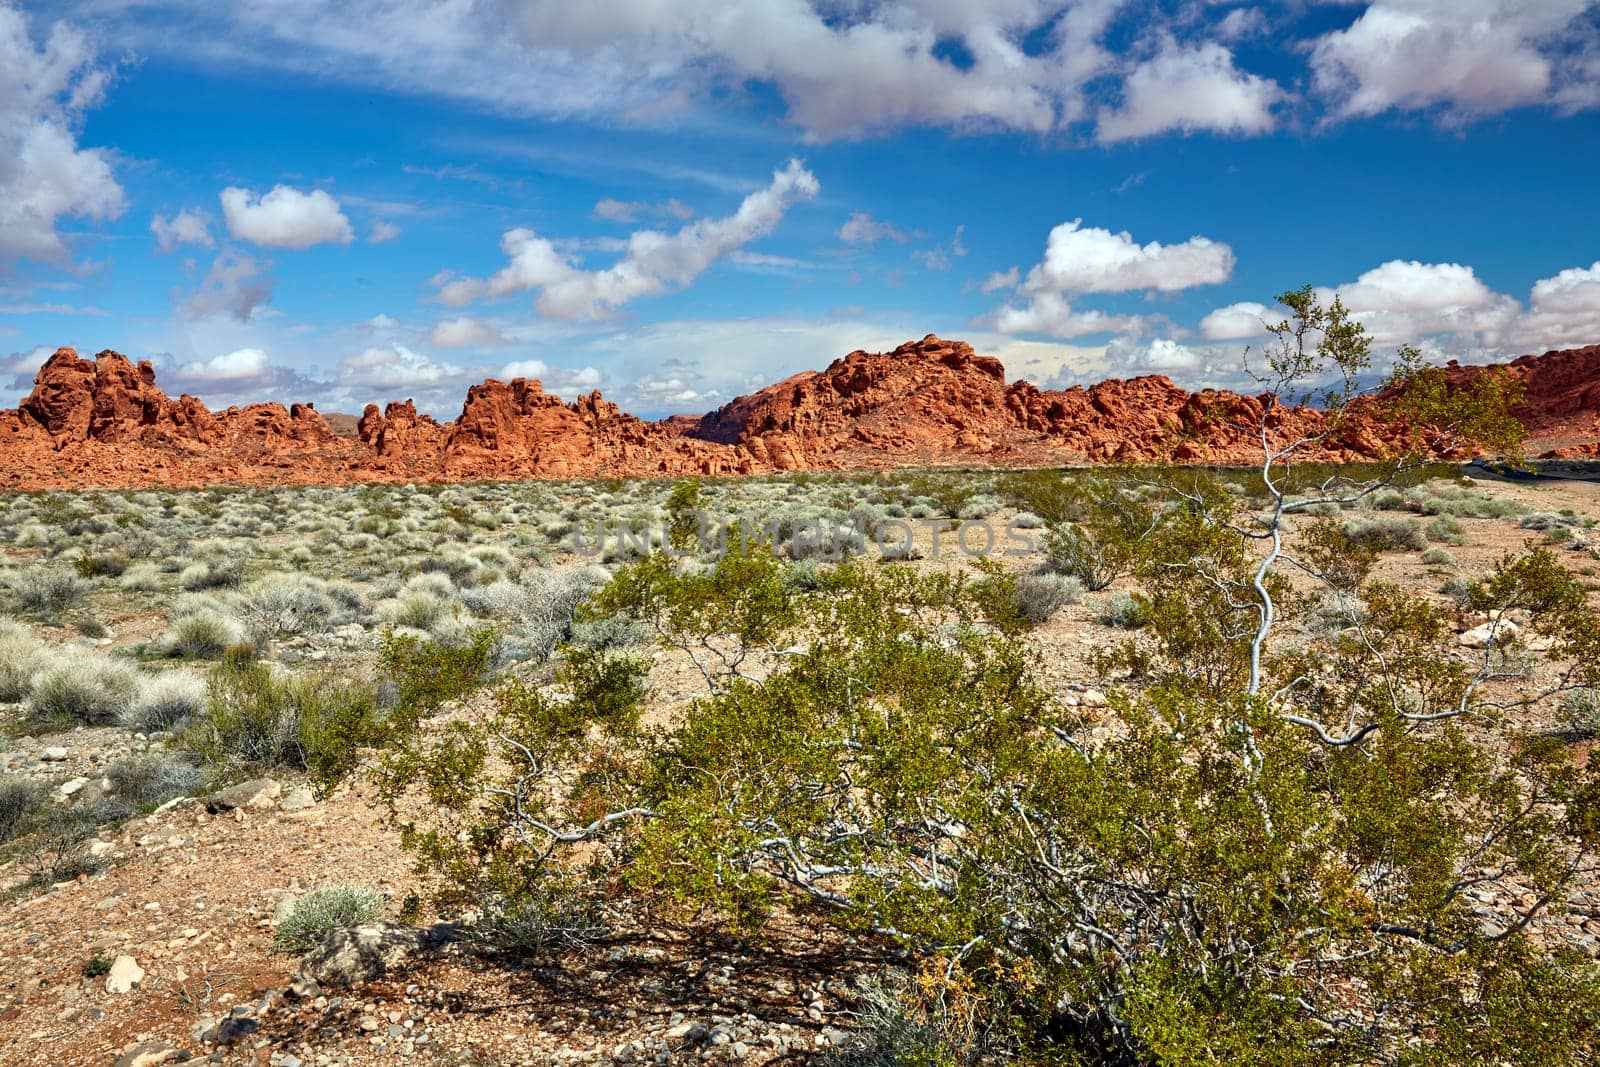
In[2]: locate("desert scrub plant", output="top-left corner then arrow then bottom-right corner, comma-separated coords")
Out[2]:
1341,514 -> 1427,551
177,559 -> 243,591
0,777 -> 37,843
27,655 -> 140,726
272,885 -> 384,952
1039,476 -> 1163,590
104,752 -> 201,807
161,609 -> 244,659
5,567 -> 89,618
1098,589 -> 1152,629
234,572 -> 335,647
1424,514 -> 1468,544
1420,546 -> 1455,566
1012,572 -> 1083,623
118,563 -> 163,592
0,621 -> 49,702
125,671 -> 208,733
185,661 -> 383,789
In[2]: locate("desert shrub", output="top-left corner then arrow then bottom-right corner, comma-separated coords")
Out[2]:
118,563 -> 163,592
178,559 -> 243,591
1010,510 -> 1046,529
0,621 -> 49,702
28,655 -> 140,725
1521,511 -> 1585,531
516,566 -> 611,661
1039,476 -> 1162,590
1425,515 -> 1468,544
1013,572 -> 1083,623
458,578 -> 524,619
1341,515 -> 1427,552
234,572 -> 335,646
1098,589 -> 1152,629
161,610 -> 244,659
186,662 -> 382,788
377,627 -> 496,715
821,976 -> 980,1067
72,551 -> 126,579
956,494 -> 1000,521
1441,573 -> 1478,605
1420,547 -> 1455,566
272,885 -> 384,953
104,752 -> 201,807
1559,688 -> 1600,739
6,567 -> 89,617
375,592 -> 450,630
125,671 -> 209,732
1369,487 -> 1406,510
568,613 -> 651,651
0,778 -> 37,843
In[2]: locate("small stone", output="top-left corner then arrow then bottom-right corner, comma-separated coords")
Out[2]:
40,746 -> 69,762
204,778 -> 282,813
1081,688 -> 1109,707
112,1041 -> 183,1067
105,955 -> 145,994
279,786 -> 316,812
59,776 -> 90,797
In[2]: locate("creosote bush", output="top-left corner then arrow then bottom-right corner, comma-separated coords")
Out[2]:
372,290 -> 1600,1066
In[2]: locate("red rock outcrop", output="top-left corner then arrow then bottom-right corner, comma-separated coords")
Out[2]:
2,337 -> 1598,490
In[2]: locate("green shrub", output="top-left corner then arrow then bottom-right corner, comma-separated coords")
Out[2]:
1420,547 -> 1455,566
178,560 -> 243,591
272,885 -> 384,953
1424,515 -> 1467,544
72,552 -> 127,579
1099,589 -> 1152,629
28,655 -> 140,725
185,662 -> 382,789
235,572 -> 335,646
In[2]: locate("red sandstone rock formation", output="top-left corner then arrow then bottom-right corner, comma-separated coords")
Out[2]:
1,338 -> 1597,490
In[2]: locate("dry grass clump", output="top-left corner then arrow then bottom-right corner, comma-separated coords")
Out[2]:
28,654 -> 140,725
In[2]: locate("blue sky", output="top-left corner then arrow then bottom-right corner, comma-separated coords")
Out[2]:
3,1 -> 1600,418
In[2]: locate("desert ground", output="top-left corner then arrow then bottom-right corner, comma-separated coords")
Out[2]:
2,465 -> 1598,1066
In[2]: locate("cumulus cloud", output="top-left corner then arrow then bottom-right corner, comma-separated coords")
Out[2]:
994,292 -> 1141,339
0,5 -> 126,268
1097,41 -> 1284,143
183,250 -> 276,321
151,208 -> 215,253
1514,261 -> 1600,349
340,343 -> 467,390
593,197 -> 693,223
979,267 -> 1021,294
1020,219 -> 1235,296
368,219 -> 402,244
1200,300 -> 1271,340
499,359 -> 604,396
426,315 -> 509,348
175,347 -> 271,382
438,159 -> 819,319
220,185 -> 355,249
1325,259 -> 1519,342
838,212 -> 907,246
1311,1 -> 1597,121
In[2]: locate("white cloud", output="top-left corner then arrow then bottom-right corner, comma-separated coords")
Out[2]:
593,197 -> 693,223
83,0 -> 1131,140
979,267 -> 1021,294
368,219 -> 402,243
340,343 -> 466,389
427,315 -> 509,348
500,358 -> 549,379
1200,300 -> 1271,340
175,347 -> 272,382
1020,218 -> 1235,296
994,292 -> 1141,339
438,159 -> 819,319
1514,261 -> 1600,349
1128,337 -> 1202,371
220,185 -> 355,249
838,212 -> 907,245
183,250 -> 276,321
1327,259 -> 1519,342
1097,41 -> 1284,143
0,5 -> 126,267
151,208 -> 215,253
1311,1 -> 1597,121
